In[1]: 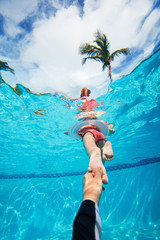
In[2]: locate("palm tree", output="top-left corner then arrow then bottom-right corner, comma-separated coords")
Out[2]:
0,60 -> 14,74
79,30 -> 130,82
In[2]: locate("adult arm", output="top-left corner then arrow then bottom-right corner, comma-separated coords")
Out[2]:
72,167 -> 103,240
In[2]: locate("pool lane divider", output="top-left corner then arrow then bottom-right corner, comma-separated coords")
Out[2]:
0,157 -> 160,179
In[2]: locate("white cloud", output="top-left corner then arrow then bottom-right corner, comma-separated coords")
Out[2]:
0,0 -> 159,97
3,18 -> 24,38
0,0 -> 38,22
19,4 -> 106,97
135,8 -> 160,49
0,0 -> 39,38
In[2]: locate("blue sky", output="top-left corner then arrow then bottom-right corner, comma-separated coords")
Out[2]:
0,0 -> 160,97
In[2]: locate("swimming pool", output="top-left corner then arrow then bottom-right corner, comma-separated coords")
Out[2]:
0,49 -> 160,239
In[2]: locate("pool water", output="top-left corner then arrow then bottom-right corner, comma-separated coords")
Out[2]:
0,50 -> 160,240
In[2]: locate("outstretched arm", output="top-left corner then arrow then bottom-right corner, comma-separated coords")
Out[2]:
105,122 -> 115,135
72,167 -> 104,240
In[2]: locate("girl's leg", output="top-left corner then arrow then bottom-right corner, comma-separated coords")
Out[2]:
83,132 -> 108,184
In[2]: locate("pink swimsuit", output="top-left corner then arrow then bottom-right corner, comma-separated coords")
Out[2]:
81,99 -> 100,110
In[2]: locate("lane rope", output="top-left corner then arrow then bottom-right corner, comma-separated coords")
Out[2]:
0,157 -> 160,179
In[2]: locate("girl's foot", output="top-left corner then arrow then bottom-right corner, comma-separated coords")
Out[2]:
102,141 -> 114,161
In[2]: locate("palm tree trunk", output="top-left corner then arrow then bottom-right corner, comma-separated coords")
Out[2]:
108,64 -> 112,82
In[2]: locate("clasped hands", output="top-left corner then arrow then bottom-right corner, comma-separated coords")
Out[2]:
83,166 -> 106,205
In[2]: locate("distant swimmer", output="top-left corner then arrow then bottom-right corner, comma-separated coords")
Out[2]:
67,88 -> 115,184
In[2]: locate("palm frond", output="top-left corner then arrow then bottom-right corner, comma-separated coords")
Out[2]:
0,60 -> 15,74
94,30 -> 109,49
102,63 -> 108,71
79,43 -> 101,55
94,30 -> 107,44
109,48 -> 130,61
82,56 -> 102,65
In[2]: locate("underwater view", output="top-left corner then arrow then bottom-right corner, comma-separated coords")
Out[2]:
0,48 -> 160,239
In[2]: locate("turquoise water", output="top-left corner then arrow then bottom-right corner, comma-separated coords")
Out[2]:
0,50 -> 160,239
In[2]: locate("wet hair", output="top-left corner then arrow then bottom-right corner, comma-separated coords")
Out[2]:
80,88 -> 91,97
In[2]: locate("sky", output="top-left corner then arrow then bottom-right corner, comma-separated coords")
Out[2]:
0,0 -> 160,98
